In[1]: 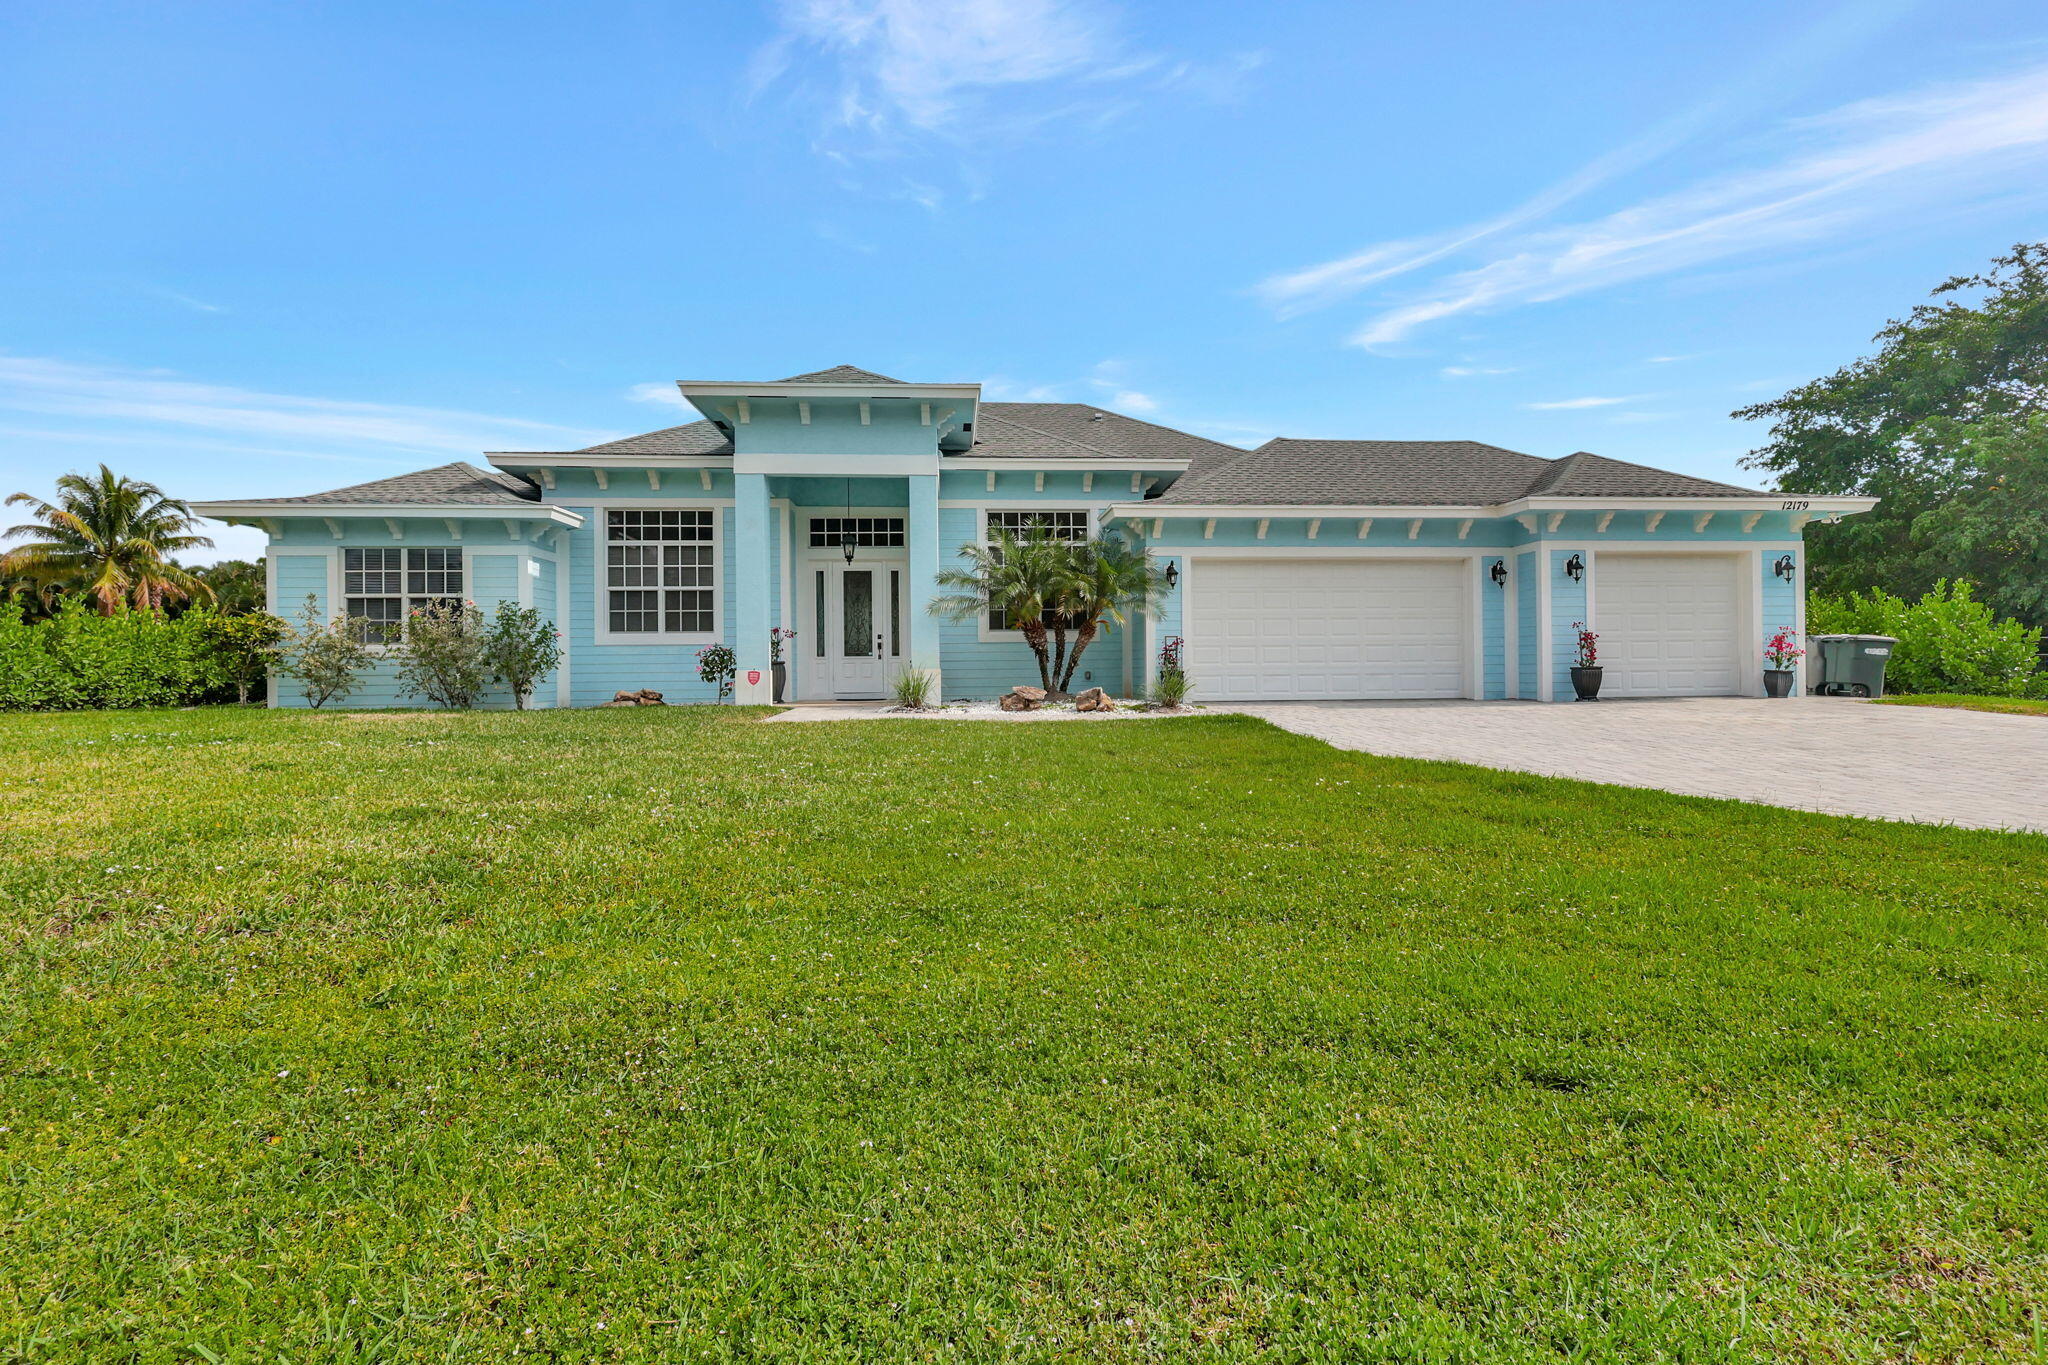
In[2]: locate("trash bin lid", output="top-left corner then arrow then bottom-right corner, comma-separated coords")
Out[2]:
1809,634 -> 1899,643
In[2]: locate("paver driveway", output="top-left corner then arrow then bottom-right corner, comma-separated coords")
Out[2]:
1233,698 -> 2048,834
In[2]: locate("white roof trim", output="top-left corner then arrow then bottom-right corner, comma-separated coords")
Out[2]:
944,457 -> 1190,471
1105,494 -> 1878,520
677,380 -> 981,402
194,501 -> 585,527
487,453 -> 734,470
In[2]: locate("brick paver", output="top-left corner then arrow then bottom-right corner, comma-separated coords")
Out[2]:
1232,698 -> 2048,834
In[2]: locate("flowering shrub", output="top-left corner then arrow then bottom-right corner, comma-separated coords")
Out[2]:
769,627 -> 797,664
1572,623 -> 1599,669
1151,634 -> 1189,708
1764,627 -> 1805,670
696,641 -> 736,699
277,594 -> 374,709
393,599 -> 490,709
1159,635 -> 1184,673
485,602 -> 562,710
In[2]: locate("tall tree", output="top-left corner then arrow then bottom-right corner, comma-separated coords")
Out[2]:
2,465 -> 214,614
1736,242 -> 2048,625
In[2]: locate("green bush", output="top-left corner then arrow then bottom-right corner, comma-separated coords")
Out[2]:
0,600 -> 223,709
1808,580 -> 2046,697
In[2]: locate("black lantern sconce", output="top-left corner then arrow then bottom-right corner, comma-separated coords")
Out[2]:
1489,560 -> 1508,587
1773,554 -> 1796,582
1164,561 -> 1180,589
1563,553 -> 1585,583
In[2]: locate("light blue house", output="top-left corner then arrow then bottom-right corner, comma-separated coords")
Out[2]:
195,364 -> 1877,707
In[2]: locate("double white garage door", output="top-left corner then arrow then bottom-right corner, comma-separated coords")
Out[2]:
1183,554 -> 1746,701
1186,559 -> 1469,701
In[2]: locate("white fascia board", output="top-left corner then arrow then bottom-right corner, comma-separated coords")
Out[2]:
1505,495 -> 1880,515
193,501 -> 585,528
946,457 -> 1189,471
677,381 -> 981,402
1102,503 -> 1492,520
486,453 -> 733,470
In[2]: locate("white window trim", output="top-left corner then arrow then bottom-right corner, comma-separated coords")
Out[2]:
590,502 -> 725,647
975,504 -> 1096,643
336,544 -> 473,651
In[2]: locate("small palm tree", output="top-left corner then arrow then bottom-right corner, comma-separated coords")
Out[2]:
3,465 -> 213,613
1050,533 -> 1174,692
929,530 -> 1067,690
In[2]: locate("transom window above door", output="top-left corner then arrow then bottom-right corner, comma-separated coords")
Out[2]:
342,546 -> 461,643
810,517 -> 904,548
606,508 -> 715,636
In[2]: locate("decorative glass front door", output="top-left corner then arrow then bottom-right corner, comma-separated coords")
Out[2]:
821,565 -> 897,698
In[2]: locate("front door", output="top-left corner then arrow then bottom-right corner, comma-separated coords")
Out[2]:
821,564 -> 896,699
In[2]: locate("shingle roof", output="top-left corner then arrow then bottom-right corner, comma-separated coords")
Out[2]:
230,461 -> 541,506
968,403 -> 1245,462
1150,439 -> 1763,506
573,420 -> 734,457
1520,450 -> 1758,498
779,365 -> 907,384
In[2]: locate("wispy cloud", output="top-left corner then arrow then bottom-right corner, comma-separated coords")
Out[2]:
1644,354 -> 1697,364
751,0 -> 1259,186
138,285 -> 227,314
982,359 -> 1162,414
1266,59 -> 2048,348
626,382 -> 690,409
1440,364 -> 1516,378
0,356 -> 615,462
1256,1 -> 1919,320
1526,395 -> 1639,410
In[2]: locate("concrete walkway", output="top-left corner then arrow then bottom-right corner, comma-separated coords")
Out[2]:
1231,698 -> 2048,835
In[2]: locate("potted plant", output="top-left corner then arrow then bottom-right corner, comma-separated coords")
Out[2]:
1763,626 -> 1804,698
769,627 -> 796,703
1569,622 -> 1602,701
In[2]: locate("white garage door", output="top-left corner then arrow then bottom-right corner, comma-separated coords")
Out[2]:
1592,554 -> 1744,697
1186,559 -> 1467,701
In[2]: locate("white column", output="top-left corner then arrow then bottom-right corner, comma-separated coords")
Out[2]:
906,473 -> 943,697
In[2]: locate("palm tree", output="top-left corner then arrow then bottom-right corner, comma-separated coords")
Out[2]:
1049,533 -> 1174,692
3,465 -> 213,613
929,530 -> 1067,690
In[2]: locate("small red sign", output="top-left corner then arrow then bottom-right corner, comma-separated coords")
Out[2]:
745,670 -> 761,686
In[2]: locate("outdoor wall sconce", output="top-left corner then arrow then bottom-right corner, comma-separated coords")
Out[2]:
1489,560 -> 1508,587
1164,562 -> 1180,589
1563,553 -> 1585,583
1774,554 -> 1796,581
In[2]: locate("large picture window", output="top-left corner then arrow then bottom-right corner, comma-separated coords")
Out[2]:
984,509 -> 1090,631
343,547 -> 462,642
607,508 -> 715,636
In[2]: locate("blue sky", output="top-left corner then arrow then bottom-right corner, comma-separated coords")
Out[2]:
4,0 -> 2046,563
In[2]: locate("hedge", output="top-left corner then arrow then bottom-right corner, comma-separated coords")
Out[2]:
0,602 -> 233,710
1807,580 -> 2047,698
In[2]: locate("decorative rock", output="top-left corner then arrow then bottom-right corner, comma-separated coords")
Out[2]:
635,689 -> 666,705
1074,687 -> 1115,712
604,689 -> 667,707
998,692 -> 1041,712
1010,685 -> 1047,702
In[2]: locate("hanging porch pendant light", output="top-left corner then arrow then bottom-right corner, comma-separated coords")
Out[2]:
841,477 -> 857,564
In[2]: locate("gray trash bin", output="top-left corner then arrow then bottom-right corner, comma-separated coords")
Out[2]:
1810,634 -> 1898,698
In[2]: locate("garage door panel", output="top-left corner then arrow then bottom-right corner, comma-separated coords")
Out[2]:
1593,554 -> 1743,698
1187,559 -> 1467,701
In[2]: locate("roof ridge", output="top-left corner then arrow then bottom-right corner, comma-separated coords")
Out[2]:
973,408 -> 1131,461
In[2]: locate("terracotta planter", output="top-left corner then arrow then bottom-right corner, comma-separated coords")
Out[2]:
1570,666 -> 1603,701
1763,668 -> 1795,698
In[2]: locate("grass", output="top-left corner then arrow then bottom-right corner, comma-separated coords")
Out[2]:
2,705 -> 2045,1362
1877,692 -> 2048,717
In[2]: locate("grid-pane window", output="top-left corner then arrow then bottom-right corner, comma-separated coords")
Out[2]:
810,517 -> 905,548
606,509 -> 715,635
343,547 -> 462,643
985,509 -> 1090,630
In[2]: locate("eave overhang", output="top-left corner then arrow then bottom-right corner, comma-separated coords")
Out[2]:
193,501 -> 586,527
1104,494 -> 1879,521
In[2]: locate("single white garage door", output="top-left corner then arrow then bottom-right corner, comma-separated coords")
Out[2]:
1592,553 -> 1744,697
1186,558 -> 1467,701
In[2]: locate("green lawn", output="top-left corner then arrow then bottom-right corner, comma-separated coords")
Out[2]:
1877,692 -> 2048,717
3,706 -> 2045,1362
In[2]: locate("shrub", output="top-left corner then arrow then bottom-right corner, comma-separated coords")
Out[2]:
0,600 -> 216,709
696,642 -> 736,700
1151,634 -> 1189,709
1808,580 -> 2045,697
275,594 -> 374,709
392,599 -> 490,709
891,666 -> 935,709
484,602 -> 561,710
194,610 -> 287,704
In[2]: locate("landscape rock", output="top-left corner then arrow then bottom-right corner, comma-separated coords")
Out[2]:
605,689 -> 668,707
1074,687 -> 1115,712
999,692 -> 1041,712
1009,685 -> 1047,702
